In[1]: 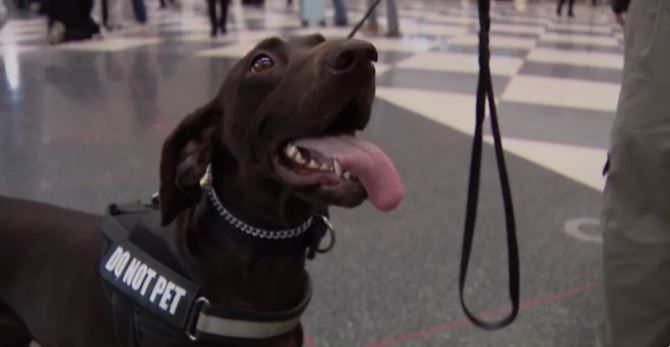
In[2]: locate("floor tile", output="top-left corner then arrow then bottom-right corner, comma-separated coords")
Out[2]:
519,61 -> 622,84
448,34 -> 537,49
539,32 -> 619,48
55,37 -> 162,52
501,75 -> 620,112
396,51 -> 524,76
526,47 -> 623,69
377,68 -> 509,96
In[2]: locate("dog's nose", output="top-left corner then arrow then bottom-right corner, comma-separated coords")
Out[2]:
326,39 -> 378,72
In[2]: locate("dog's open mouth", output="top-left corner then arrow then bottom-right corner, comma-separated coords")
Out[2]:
273,103 -> 404,211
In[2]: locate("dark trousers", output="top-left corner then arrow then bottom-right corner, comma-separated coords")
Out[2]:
131,0 -> 147,23
557,0 -> 575,15
207,0 -> 230,34
100,0 -> 108,27
44,0 -> 100,40
159,0 -> 175,8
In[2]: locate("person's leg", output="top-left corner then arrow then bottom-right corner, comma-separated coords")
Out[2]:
82,0 -> 100,35
107,0 -> 122,29
567,0 -> 575,16
602,0 -> 670,346
100,0 -> 108,29
219,0 -> 229,33
62,0 -> 99,41
556,0 -> 565,15
207,0 -> 217,36
130,0 -> 146,23
138,0 -> 146,22
385,0 -> 399,36
364,0 -> 378,33
332,0 -> 347,26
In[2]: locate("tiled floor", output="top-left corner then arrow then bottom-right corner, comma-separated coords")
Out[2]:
1,0 -> 623,346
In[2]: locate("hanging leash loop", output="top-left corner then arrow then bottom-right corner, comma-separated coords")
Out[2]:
458,0 -> 520,330
346,0 -> 520,331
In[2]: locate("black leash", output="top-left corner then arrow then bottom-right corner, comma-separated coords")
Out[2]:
459,0 -> 520,330
348,0 -> 382,38
347,0 -> 519,331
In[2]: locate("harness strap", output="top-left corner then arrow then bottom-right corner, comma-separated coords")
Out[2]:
193,278 -> 311,341
110,293 -> 141,347
100,203 -> 316,346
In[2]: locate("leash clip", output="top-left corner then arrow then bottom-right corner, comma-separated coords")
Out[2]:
306,216 -> 336,260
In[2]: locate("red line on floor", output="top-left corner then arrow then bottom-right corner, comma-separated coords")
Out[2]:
358,281 -> 601,347
304,333 -> 316,347
128,78 -> 172,136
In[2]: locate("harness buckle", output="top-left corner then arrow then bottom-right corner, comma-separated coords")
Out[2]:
185,296 -> 210,341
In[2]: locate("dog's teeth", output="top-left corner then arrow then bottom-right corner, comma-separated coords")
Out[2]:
320,163 -> 329,171
286,144 -> 307,165
293,151 -> 306,164
285,143 -> 297,157
307,160 -> 319,169
343,171 -> 352,180
333,159 -> 343,178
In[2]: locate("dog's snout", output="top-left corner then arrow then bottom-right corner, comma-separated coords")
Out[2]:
326,40 -> 378,72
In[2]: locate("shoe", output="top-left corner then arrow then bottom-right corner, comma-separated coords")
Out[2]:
210,28 -> 217,37
363,20 -> 379,34
334,19 -> 348,27
48,21 -> 65,44
386,29 -> 401,38
568,12 -> 575,17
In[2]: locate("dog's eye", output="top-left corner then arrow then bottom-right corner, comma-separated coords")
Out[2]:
251,54 -> 273,73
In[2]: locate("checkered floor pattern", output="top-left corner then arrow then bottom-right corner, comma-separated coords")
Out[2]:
1,0 -> 623,193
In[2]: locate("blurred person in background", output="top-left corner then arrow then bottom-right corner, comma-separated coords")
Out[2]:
611,0 -> 630,25
363,0 -> 399,37
130,0 -> 146,24
43,0 -> 100,44
0,0 -> 7,29
556,0 -> 575,17
333,0 -> 347,26
207,0 -> 229,37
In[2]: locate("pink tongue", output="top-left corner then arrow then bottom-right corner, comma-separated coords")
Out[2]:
294,135 -> 404,211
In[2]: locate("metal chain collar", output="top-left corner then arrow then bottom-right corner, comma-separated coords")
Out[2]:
201,164 -> 315,240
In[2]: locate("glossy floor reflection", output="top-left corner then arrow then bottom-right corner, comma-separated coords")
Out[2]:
1,0 -> 623,346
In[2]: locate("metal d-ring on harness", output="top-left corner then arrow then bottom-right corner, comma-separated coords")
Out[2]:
459,0 -> 520,330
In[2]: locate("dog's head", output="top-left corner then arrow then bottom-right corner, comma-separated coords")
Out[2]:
159,34 -> 404,225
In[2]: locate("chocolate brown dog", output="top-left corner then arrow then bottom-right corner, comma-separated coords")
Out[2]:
0,34 -> 404,347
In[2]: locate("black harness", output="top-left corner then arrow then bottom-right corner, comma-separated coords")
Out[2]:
99,198 -> 331,346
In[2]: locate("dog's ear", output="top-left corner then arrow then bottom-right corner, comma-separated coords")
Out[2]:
159,100 -> 221,225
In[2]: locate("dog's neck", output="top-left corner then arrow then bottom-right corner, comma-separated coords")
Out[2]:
169,162 -> 318,345
209,159 -> 319,229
